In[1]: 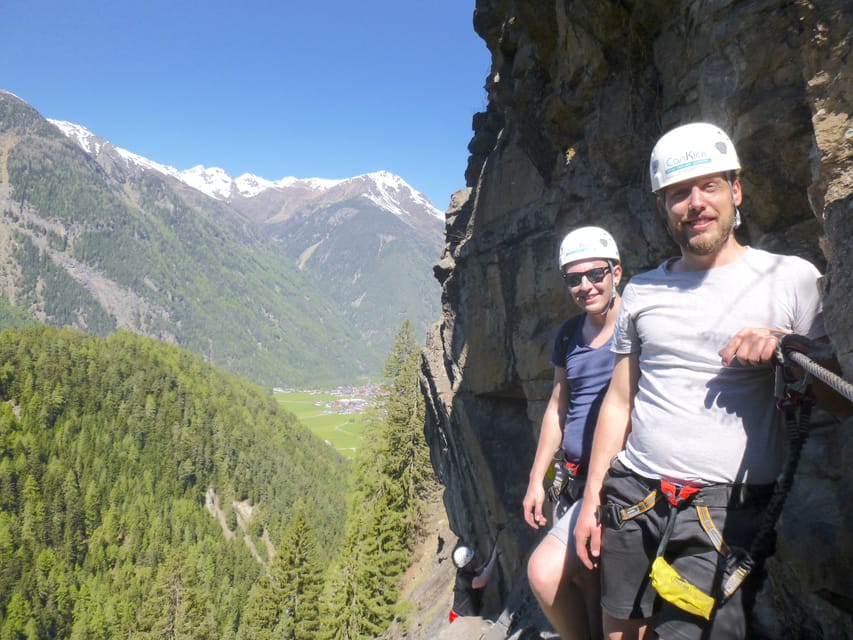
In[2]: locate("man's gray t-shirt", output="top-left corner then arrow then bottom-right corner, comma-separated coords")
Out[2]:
613,247 -> 824,485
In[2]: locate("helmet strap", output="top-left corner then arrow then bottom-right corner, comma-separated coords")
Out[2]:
608,260 -> 617,302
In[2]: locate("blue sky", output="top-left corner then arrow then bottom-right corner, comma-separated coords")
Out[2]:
3,1 -> 491,209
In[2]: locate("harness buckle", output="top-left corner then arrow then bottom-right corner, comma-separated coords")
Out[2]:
546,485 -> 561,504
718,547 -> 755,603
596,503 -> 625,529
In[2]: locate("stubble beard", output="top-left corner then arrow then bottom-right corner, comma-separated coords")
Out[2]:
669,210 -> 736,257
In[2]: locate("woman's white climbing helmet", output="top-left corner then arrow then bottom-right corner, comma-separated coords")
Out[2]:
558,226 -> 620,270
452,545 -> 475,569
649,122 -> 741,193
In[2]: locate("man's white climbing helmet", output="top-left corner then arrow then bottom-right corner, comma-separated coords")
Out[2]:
452,545 -> 475,569
649,122 -> 741,193
558,226 -> 620,270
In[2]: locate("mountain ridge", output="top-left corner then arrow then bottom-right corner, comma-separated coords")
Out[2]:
48,116 -> 443,218
0,90 -> 444,387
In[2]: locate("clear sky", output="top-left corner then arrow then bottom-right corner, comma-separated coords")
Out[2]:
3,1 -> 491,210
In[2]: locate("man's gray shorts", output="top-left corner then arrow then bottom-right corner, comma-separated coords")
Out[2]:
599,459 -> 771,640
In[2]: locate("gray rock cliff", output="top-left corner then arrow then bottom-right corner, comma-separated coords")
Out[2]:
421,1 -> 852,637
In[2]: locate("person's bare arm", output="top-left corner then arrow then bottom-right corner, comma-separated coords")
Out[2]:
471,536 -> 501,589
721,330 -> 851,417
522,366 -> 569,529
574,353 -> 639,570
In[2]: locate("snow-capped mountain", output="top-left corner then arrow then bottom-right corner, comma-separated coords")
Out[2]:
48,119 -> 443,221
50,119 -> 184,181
38,112 -> 445,376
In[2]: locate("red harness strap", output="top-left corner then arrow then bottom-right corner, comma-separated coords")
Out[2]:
564,461 -> 582,476
660,480 -> 700,507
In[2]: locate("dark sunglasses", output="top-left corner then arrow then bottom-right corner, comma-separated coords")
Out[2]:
562,267 -> 609,287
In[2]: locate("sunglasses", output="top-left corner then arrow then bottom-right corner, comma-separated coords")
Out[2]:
562,267 -> 610,287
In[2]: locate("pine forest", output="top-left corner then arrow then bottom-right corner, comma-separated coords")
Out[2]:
0,321 -> 436,639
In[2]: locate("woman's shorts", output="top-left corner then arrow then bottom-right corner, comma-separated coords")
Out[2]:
547,495 -> 583,556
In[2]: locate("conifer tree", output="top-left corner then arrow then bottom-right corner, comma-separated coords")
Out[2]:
274,499 -> 324,639
237,499 -> 324,640
317,321 -> 435,638
132,547 -> 215,639
317,509 -> 381,640
1,591 -> 34,640
378,322 -> 434,537
236,570 -> 281,640
380,320 -> 418,380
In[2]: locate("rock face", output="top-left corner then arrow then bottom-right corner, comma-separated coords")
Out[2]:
422,1 -> 852,637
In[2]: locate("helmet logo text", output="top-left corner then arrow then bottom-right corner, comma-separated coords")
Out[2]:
664,149 -> 711,176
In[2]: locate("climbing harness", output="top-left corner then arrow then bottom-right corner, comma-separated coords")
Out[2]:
596,477 -> 773,620
547,457 -> 585,504
598,334 -> 851,620
547,455 -> 587,520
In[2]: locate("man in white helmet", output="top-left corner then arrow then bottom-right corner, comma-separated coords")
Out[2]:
524,226 -> 622,640
573,123 -> 826,639
448,533 -> 501,623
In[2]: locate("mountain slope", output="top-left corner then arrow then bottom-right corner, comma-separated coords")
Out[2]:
0,325 -> 349,637
49,111 -> 446,358
0,90 -> 383,386
230,173 -> 445,350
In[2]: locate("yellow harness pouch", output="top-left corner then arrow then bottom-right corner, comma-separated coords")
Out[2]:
649,557 -> 715,621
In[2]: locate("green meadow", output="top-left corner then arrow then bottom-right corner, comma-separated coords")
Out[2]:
274,390 -> 370,459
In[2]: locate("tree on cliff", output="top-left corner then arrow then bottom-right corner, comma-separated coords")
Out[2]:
318,321 -> 436,638
380,320 -> 434,538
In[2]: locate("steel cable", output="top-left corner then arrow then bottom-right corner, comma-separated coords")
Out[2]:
786,350 -> 853,402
